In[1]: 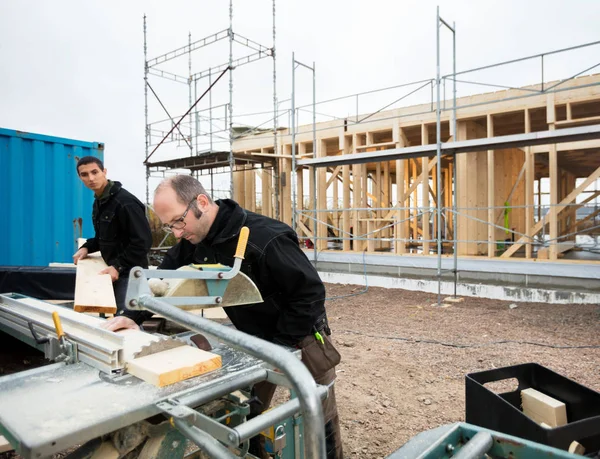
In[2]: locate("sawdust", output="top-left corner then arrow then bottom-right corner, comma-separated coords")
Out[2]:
1,283 -> 599,458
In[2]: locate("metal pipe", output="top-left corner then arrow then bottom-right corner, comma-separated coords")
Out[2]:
228,0 -> 234,199
174,418 -> 237,459
143,15 -> 149,205
452,20 -> 458,297
452,431 -> 493,459
138,296 -> 326,458
272,0 -> 279,222
234,385 -> 328,442
436,6 -> 442,305
292,52 -> 297,232
312,61 -> 317,265
189,32 -> 193,156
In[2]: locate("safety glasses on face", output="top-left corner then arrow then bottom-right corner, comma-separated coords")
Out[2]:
162,196 -> 199,234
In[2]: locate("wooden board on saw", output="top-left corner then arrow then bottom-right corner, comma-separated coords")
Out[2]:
117,329 -> 222,387
157,265 -> 262,310
74,254 -> 117,314
126,346 -> 222,387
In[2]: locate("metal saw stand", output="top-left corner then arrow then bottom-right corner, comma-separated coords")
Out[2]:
123,262 -> 329,458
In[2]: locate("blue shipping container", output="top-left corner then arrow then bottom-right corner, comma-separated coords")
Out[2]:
0,128 -> 104,266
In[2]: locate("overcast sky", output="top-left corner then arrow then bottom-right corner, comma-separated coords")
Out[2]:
1,1 -> 599,202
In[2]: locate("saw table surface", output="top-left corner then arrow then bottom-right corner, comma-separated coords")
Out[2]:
0,341 -> 264,458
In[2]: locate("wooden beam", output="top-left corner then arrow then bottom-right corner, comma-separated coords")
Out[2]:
502,164 -> 600,257
74,254 -> 117,314
525,109 -> 534,259
521,388 -> 567,427
487,114 -> 495,257
326,166 -> 342,189
421,124 -> 430,254
126,345 -> 222,388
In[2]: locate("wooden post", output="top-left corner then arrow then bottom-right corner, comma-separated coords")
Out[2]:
342,136 -> 351,251
548,94 -> 558,260
421,124 -> 430,254
487,114 -> 495,257
525,109 -> 534,258
244,168 -> 256,212
317,140 -> 328,251
394,123 -> 406,254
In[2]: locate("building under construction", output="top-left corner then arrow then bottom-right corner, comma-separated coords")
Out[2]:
143,7 -> 600,300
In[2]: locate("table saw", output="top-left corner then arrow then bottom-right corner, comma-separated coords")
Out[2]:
0,228 -> 329,458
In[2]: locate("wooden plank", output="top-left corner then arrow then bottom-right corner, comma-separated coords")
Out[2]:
126,346 -> 222,388
568,441 -> 586,455
537,241 -> 575,259
521,388 -> 567,427
74,254 -> 117,314
421,124 -> 430,255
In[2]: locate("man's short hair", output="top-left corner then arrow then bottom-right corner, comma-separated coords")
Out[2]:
76,156 -> 104,174
156,175 -> 213,206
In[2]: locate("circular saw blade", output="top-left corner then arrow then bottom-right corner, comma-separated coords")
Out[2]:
132,336 -> 188,359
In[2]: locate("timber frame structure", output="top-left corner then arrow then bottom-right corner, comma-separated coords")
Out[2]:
231,39 -> 600,266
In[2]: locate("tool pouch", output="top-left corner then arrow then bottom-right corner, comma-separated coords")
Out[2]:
298,333 -> 341,379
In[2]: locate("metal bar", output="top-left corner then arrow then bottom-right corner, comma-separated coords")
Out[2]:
453,431 -> 493,459
136,296 -> 326,458
446,77 -> 541,93
272,0 -> 278,222
234,385 -> 328,442
148,68 -> 189,85
147,82 -> 191,150
144,14 -> 150,205
436,6 -> 443,305
147,29 -> 229,67
232,33 -> 270,53
292,52 -> 297,232
543,61 -> 600,92
145,66 -> 230,164
452,20 -> 458,298
192,51 -> 270,80
355,80 -> 431,125
444,39 -> 600,79
297,125 -> 600,167
174,418 -> 237,459
228,4 -> 234,200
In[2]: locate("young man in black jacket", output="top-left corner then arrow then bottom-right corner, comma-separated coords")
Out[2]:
73,156 -> 152,320
104,174 -> 343,459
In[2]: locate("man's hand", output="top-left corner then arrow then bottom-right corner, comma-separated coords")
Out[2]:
101,316 -> 139,332
72,247 -> 89,265
99,266 -> 119,282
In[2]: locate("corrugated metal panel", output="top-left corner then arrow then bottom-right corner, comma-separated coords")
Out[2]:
0,128 -> 104,266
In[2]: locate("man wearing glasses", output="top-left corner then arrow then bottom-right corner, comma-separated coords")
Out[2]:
103,174 -> 343,459
73,156 -> 152,320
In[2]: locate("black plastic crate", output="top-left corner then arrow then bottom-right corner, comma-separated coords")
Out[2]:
466,363 -> 600,453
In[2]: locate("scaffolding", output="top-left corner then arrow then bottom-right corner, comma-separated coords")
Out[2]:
142,5 -> 600,300
143,0 -> 280,216
230,12 -> 600,300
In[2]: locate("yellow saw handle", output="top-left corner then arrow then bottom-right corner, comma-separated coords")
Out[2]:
234,226 -> 250,260
52,311 -> 65,339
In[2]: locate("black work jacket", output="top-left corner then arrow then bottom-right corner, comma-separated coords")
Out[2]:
159,199 -> 327,345
82,181 -> 152,275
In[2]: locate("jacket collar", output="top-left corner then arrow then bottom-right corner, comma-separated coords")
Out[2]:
204,199 -> 247,245
96,180 -> 122,203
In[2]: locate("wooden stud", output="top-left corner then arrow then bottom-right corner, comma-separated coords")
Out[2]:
487,114 -> 495,257
421,124 -> 430,254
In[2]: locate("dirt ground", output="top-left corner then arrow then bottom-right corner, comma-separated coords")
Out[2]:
324,283 -> 600,458
1,283 -> 599,458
